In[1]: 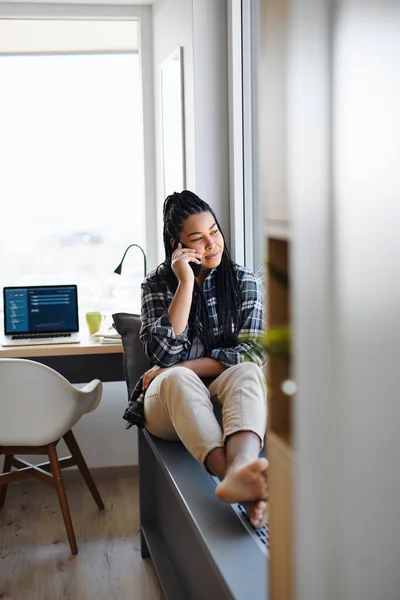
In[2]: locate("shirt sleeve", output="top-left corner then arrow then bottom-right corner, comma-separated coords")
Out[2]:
210,270 -> 266,368
140,279 -> 191,367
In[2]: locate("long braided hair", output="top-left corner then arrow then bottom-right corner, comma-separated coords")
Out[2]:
159,190 -> 240,352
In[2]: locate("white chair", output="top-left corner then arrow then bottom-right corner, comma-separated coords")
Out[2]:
0,358 -> 104,555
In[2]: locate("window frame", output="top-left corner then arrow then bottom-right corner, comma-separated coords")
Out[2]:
227,0 -> 263,273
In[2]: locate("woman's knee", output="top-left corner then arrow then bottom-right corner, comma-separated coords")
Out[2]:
151,366 -> 211,419
234,362 -> 266,385
156,366 -> 205,399
159,366 -> 199,386
236,361 -> 260,374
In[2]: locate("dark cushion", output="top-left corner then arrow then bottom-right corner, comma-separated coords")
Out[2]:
112,313 -> 150,399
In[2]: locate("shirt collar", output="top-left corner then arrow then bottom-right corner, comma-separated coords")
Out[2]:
202,267 -> 216,290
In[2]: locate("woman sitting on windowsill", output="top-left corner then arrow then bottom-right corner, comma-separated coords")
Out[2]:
123,190 -> 268,528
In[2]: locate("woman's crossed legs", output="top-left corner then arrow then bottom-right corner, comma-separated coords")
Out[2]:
144,362 -> 268,527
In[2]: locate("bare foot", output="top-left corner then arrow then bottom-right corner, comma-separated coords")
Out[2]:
242,499 -> 269,529
215,457 -> 268,504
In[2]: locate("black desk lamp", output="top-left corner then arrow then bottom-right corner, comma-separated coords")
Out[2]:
114,243 -> 147,277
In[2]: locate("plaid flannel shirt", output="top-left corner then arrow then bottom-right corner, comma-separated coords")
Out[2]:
123,263 -> 265,428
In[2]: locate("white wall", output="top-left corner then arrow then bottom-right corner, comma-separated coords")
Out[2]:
152,0 -> 196,263
153,0 -> 230,262
71,382 -> 138,466
192,0 -> 230,243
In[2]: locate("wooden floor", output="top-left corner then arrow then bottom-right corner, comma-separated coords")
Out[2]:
0,470 -> 165,600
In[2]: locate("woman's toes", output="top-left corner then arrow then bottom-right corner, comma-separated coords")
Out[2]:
250,500 -> 268,528
251,514 -> 262,527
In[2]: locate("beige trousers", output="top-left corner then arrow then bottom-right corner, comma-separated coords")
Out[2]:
144,362 -> 267,466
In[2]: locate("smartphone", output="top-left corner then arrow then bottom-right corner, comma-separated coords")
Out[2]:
173,239 -> 202,277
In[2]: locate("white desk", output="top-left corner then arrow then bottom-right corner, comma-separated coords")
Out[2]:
0,338 -> 124,383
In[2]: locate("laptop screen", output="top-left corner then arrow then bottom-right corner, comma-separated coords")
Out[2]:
3,285 -> 79,335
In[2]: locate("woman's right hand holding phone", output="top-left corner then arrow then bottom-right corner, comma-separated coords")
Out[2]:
171,242 -> 202,283
168,242 -> 202,335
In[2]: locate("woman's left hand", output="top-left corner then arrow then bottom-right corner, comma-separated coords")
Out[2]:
142,365 -> 165,390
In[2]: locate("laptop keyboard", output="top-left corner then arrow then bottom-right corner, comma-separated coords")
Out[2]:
11,333 -> 72,340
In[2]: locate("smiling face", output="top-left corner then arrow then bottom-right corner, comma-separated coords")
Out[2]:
177,211 -> 224,270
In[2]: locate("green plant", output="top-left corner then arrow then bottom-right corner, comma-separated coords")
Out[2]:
243,262 -> 295,395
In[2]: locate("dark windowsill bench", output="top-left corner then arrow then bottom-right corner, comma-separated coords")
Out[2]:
138,429 -> 268,600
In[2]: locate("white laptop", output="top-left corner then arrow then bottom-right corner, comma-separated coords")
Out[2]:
1,284 -> 81,346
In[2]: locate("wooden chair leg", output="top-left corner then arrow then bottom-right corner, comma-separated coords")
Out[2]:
0,454 -> 13,508
63,430 -> 104,510
48,443 -> 78,555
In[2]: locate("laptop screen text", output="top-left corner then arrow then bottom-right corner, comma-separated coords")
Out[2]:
4,286 -> 79,335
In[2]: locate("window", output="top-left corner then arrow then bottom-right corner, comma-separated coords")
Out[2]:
228,0 -> 264,272
0,20 -> 145,315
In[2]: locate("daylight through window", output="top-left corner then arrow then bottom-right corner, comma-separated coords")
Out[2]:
0,20 -> 145,316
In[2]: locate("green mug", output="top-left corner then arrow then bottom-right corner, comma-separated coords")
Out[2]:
85,312 -> 106,335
